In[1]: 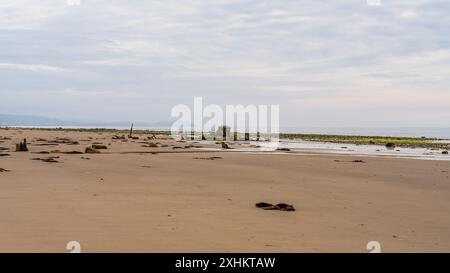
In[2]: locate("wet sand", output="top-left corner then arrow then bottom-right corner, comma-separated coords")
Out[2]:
0,128 -> 450,252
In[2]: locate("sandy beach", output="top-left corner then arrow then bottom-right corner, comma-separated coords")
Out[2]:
0,128 -> 449,252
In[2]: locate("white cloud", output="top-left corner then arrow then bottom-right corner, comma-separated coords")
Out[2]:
0,0 -> 449,126
81,59 -> 144,66
0,0 -> 68,29
48,89 -> 144,98
0,62 -> 70,73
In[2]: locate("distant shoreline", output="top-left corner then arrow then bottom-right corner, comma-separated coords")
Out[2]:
2,125 -> 450,137
1,126 -> 449,150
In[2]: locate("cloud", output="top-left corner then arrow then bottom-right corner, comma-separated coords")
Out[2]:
0,62 -> 70,73
47,88 -> 144,98
0,0 -> 449,126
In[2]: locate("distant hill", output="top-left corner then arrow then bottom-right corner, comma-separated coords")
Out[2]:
0,114 -> 171,128
0,114 -> 68,126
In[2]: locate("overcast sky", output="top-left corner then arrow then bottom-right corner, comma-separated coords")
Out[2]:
1,0 -> 449,127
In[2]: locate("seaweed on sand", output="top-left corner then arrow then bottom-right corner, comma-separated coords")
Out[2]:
31,156 -> 60,163
255,202 -> 296,211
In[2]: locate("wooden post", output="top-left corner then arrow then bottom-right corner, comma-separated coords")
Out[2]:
16,138 -> 28,152
129,123 -> 134,138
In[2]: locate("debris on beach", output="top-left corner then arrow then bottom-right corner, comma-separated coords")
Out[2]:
128,123 -> 135,139
275,203 -> 296,211
61,151 -> 83,154
49,138 -> 79,145
334,159 -> 366,163
31,156 -> 60,163
85,147 -> 100,154
352,160 -> 366,163
112,135 -> 126,140
127,123 -> 139,139
0,168 -> 10,172
42,150 -> 83,155
0,153 -> 10,157
33,143 -> 59,146
255,202 -> 296,211
15,139 -> 29,152
91,144 -> 107,150
276,148 -> 290,152
386,142 -> 396,149
221,142 -> 230,149
255,202 -> 274,209
142,142 -> 159,148
443,150 -> 449,155
193,157 -> 223,160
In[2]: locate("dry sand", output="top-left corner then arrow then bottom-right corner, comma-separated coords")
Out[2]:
0,128 -> 449,252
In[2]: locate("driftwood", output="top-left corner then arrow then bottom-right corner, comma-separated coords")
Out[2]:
31,156 -> 60,163
255,202 -> 296,211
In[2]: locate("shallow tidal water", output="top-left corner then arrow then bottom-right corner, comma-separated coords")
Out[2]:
277,140 -> 450,161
